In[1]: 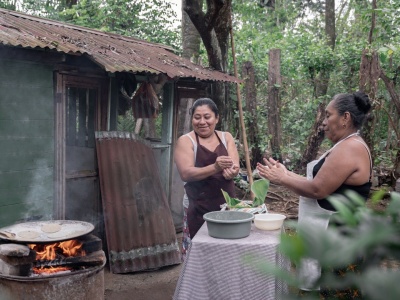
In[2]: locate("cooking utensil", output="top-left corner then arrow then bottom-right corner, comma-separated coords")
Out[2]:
0,220 -> 94,243
0,231 -> 16,240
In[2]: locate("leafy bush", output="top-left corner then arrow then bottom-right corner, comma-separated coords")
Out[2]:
246,190 -> 400,299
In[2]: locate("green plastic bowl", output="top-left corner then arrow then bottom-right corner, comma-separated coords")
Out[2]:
203,211 -> 254,239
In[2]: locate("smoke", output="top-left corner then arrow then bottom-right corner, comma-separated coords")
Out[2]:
21,158 -> 53,222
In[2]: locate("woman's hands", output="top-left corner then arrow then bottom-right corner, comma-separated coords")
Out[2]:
256,157 -> 288,185
222,164 -> 239,180
214,156 -> 239,180
214,156 -> 234,171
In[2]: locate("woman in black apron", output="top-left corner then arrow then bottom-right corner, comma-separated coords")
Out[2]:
174,98 -> 239,239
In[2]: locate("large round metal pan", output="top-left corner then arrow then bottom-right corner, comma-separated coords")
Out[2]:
0,220 -> 94,243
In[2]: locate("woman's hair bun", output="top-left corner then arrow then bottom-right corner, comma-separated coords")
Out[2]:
353,91 -> 371,114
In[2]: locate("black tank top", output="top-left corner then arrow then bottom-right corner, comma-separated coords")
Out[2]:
312,157 -> 372,211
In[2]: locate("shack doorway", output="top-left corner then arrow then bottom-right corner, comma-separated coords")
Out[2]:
54,74 -> 109,236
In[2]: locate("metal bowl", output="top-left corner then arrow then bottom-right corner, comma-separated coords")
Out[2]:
203,211 -> 254,239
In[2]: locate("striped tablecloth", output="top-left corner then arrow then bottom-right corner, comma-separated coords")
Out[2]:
173,222 -> 290,300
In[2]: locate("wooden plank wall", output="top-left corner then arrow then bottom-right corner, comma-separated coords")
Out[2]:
0,58 -> 54,227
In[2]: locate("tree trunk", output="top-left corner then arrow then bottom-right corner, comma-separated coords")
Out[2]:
359,40 -> 380,162
298,0 -> 335,170
182,0 -> 202,63
184,0 -> 232,126
267,49 -> 282,161
179,0 -> 201,133
379,70 -> 400,114
379,68 -> 400,181
325,0 -> 336,50
298,104 -> 325,170
65,0 -> 78,8
357,0 -> 379,173
242,61 -> 261,168
395,142 -> 400,181
212,81 -> 229,130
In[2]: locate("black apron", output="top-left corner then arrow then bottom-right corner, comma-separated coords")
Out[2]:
185,132 -> 236,238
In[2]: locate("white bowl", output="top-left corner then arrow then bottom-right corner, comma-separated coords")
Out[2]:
254,213 -> 286,231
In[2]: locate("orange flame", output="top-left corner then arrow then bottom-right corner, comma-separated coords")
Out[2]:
32,266 -> 71,275
28,239 -> 86,274
29,239 -> 86,260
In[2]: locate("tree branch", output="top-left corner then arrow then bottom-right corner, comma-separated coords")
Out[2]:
368,0 -> 377,44
379,69 -> 400,115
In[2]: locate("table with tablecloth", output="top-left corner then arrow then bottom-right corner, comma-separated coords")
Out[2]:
173,222 -> 290,300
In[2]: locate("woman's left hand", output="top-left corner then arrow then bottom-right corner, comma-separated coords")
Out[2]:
222,164 -> 239,180
256,158 -> 287,184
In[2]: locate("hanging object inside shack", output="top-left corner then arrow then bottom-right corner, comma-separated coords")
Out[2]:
132,81 -> 159,118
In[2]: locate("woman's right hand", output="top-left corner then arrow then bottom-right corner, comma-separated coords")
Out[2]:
222,163 -> 239,180
256,158 -> 288,185
214,156 -> 234,171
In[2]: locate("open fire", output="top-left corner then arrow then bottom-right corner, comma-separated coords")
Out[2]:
0,221 -> 106,299
0,233 -> 105,278
28,239 -> 86,275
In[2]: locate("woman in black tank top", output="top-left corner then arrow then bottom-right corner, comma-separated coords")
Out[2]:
257,91 -> 373,212
313,155 -> 372,211
257,91 -> 372,299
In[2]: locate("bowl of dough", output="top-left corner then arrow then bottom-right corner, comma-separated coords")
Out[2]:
254,213 -> 286,231
203,211 -> 254,239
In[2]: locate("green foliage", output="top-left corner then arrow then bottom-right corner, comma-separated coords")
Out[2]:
221,189 -> 242,207
251,178 -> 270,206
229,0 -> 400,172
222,178 -> 269,208
117,110 -> 135,132
4,0 -> 399,173
0,0 -> 17,10
249,190 -> 400,299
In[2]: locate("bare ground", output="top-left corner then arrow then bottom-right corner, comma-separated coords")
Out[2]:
104,262 -> 182,300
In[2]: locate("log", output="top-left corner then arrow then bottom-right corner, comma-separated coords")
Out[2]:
34,250 -> 106,268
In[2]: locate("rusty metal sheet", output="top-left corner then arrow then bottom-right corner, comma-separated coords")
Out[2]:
0,8 -> 240,83
95,131 -> 181,274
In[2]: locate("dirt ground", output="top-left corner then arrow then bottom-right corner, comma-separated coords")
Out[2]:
102,182 -> 393,300
104,232 -> 183,300
104,262 -> 182,300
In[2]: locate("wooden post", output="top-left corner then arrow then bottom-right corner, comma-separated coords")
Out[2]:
267,49 -> 283,161
229,13 -> 254,198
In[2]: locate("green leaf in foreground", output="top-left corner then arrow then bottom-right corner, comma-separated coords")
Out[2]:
221,189 -> 242,207
251,178 -> 270,207
221,178 -> 269,208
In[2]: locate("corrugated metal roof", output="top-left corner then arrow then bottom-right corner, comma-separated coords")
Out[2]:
95,131 -> 181,273
0,8 -> 240,83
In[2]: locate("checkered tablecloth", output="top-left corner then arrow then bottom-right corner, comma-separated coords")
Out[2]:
173,222 -> 290,300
